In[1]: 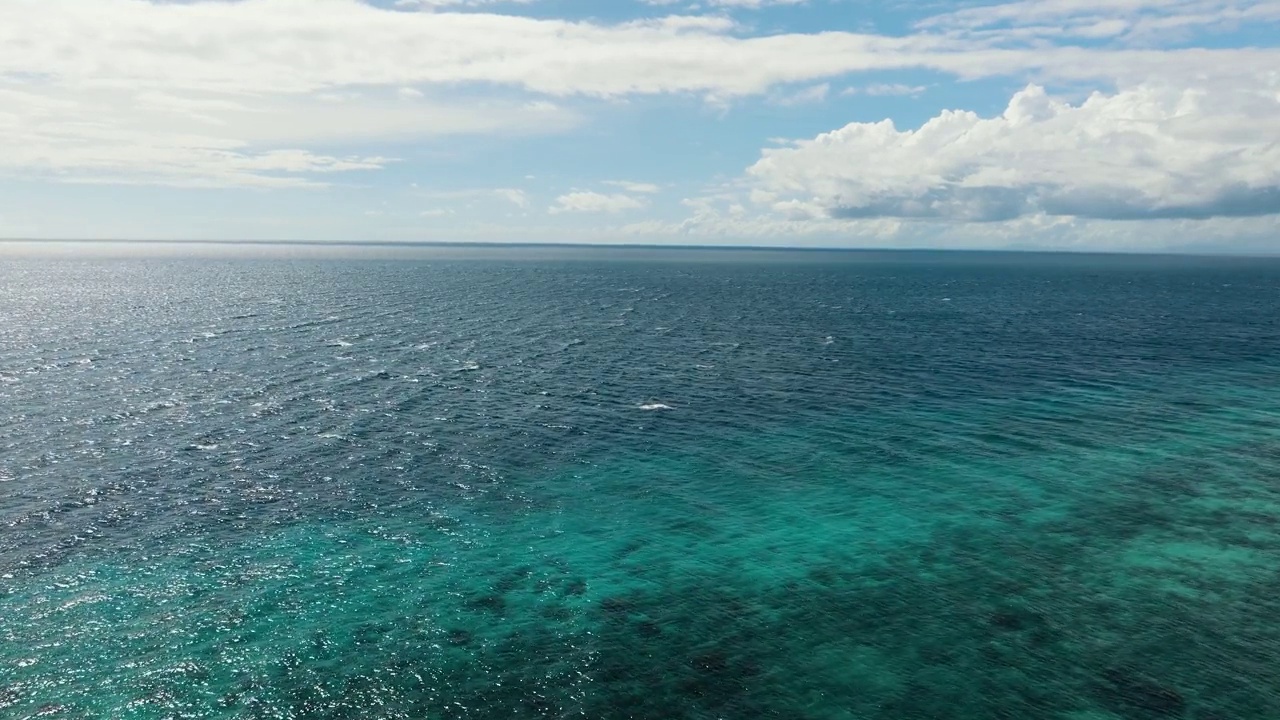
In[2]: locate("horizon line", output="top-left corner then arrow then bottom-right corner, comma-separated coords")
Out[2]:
1,238 -> 1276,259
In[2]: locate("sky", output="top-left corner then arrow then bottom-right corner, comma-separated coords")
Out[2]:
1,0 -> 1279,252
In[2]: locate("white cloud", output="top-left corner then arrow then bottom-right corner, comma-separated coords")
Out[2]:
0,1 -> 862,98
0,80 -> 577,187
603,180 -> 662,193
919,0 -> 1280,42
497,188 -> 532,208
843,83 -> 927,97
744,81 -> 1280,223
396,0 -> 535,8
617,195 -> 1280,251
773,83 -> 830,106
3,0 -> 1279,239
416,187 -> 530,208
550,191 -> 649,214
8,0 -> 1274,100
645,0 -> 805,6
0,84 -> 391,188
716,0 -> 806,5
618,194 -> 914,243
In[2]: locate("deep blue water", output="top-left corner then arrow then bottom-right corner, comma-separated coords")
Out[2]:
2,251 -> 1280,719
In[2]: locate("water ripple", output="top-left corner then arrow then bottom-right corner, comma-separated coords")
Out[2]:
1,256 -> 1280,718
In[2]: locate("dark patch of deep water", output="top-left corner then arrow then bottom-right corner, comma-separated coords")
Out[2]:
2,252 -> 1280,719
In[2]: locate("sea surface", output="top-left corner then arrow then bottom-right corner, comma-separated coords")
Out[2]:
2,250 -> 1280,719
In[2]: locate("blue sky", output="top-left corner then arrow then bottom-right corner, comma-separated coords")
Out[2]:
1,0 -> 1278,251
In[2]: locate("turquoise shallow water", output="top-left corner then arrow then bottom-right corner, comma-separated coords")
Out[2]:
2,252 -> 1280,719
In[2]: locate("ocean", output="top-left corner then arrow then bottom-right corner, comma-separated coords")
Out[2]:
2,250 -> 1278,719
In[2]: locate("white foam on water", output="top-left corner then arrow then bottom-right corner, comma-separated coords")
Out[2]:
638,403 -> 675,411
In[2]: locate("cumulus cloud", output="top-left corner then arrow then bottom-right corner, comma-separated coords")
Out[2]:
745,82 -> 1280,223
618,194 -> 1280,251
550,192 -> 648,214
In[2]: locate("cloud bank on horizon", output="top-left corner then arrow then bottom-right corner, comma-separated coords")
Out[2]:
1,0 -> 1278,251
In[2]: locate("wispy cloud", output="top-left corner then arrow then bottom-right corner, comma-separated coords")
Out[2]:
11,0 -> 1275,100
643,0 -> 806,7
842,83 -> 926,97
0,81 -> 576,187
395,0 -> 536,8
603,180 -> 662,194
415,188 -> 531,208
550,191 -> 648,214
772,83 -> 831,106
918,0 -> 1280,42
